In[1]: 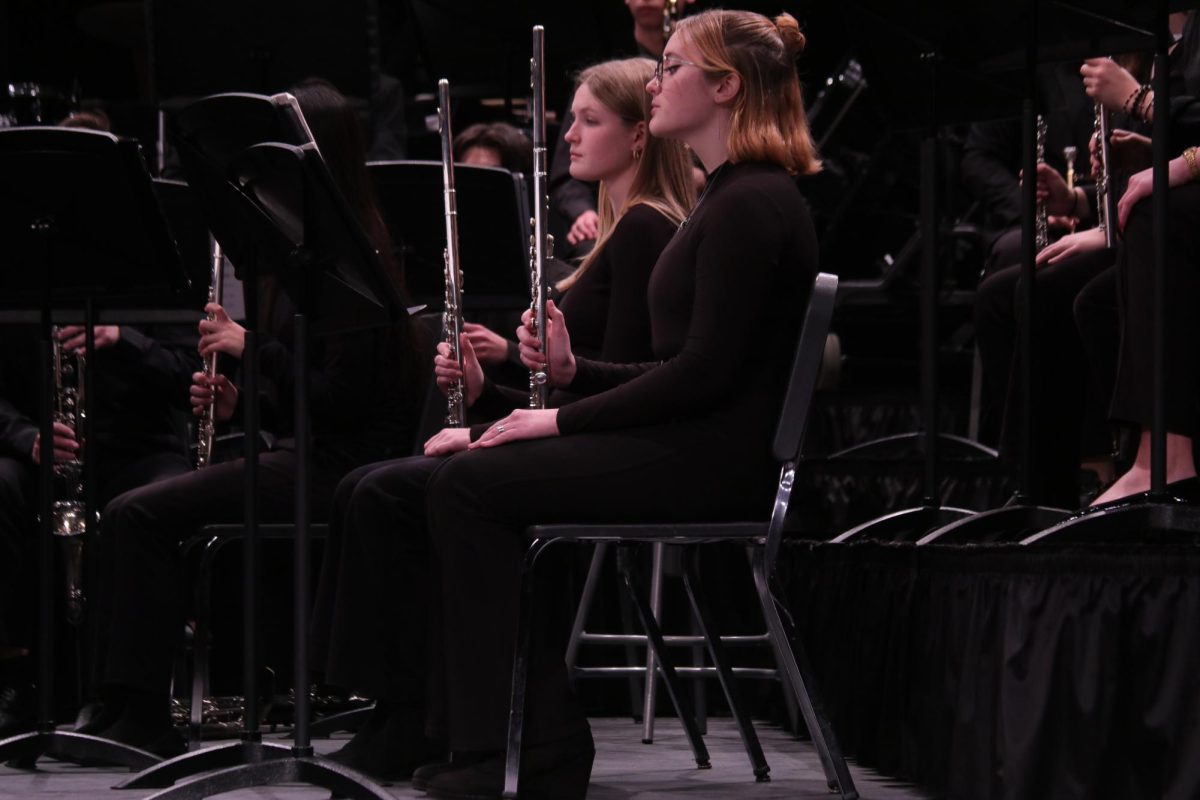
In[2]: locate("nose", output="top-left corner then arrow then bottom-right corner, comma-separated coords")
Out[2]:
646,77 -> 660,96
564,118 -> 580,143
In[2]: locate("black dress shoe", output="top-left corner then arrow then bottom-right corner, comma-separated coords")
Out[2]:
0,683 -> 35,738
412,751 -> 489,792
323,702 -> 444,783
1086,476 -> 1200,513
426,729 -> 594,800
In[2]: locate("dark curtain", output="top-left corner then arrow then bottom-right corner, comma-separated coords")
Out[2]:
783,541 -> 1200,800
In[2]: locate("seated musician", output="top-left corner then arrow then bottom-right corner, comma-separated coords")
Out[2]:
308,55 -> 695,783
80,79 -> 424,756
417,11 -> 820,798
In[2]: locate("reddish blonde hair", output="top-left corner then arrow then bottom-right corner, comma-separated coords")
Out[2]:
673,10 -> 820,175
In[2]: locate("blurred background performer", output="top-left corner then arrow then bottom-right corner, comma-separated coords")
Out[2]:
418,11 -> 819,798
308,55 -> 694,783
0,110 -> 202,737
80,79 -> 424,757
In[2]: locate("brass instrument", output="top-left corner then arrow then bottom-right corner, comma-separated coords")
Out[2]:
1063,145 -> 1077,232
528,25 -> 552,409
196,237 -> 225,467
51,329 -> 88,625
438,78 -> 467,427
1035,114 -> 1049,251
1093,102 -> 1118,248
662,0 -> 681,38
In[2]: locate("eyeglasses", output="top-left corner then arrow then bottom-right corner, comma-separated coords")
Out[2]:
653,56 -> 701,85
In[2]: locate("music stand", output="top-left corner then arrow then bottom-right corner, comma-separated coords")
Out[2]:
0,127 -> 192,770
826,4 -> 1026,543
368,160 -> 531,309
117,95 -> 403,800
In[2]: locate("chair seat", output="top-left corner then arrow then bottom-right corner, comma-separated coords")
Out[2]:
527,521 -> 767,543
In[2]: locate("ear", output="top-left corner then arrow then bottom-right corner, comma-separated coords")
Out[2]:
631,120 -> 647,151
712,71 -> 742,106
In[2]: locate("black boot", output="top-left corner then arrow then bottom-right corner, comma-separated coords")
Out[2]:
425,727 -> 594,800
325,700 -> 444,783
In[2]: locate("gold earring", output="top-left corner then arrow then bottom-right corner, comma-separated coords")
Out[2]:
633,148 -> 643,161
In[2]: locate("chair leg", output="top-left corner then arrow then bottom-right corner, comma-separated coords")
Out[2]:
640,541 -> 665,743
503,538 -> 551,799
614,548 -> 645,722
681,548 -> 769,782
617,545 -> 710,770
189,535 -> 220,744
564,543 -> 608,678
751,551 -> 858,799
745,544 -> 800,734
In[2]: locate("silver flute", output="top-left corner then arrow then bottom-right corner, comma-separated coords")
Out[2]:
1094,102 -> 1118,248
528,24 -> 552,409
1035,114 -> 1049,251
51,328 -> 87,625
196,237 -> 224,467
438,78 -> 467,427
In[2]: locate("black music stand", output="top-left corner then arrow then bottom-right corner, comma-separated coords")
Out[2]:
0,127 -> 192,770
826,5 -> 1024,543
1026,0 -> 1200,543
117,95 -> 405,800
368,160 -> 531,309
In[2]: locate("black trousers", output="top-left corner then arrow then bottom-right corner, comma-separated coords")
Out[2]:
100,446 -> 341,696
312,456 -> 439,707
974,246 -> 1117,506
425,419 -> 773,752
1110,184 -> 1200,436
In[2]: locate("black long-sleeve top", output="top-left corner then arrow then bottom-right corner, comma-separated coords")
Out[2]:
0,324 -> 201,464
469,202 -> 675,425
250,288 -> 421,471
961,63 -> 1098,232
556,161 -> 816,443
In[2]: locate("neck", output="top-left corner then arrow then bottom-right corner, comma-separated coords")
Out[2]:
633,25 -> 665,57
604,165 -> 636,216
688,111 -> 732,173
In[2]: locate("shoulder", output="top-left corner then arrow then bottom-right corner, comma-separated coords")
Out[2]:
707,163 -> 812,231
615,202 -> 677,236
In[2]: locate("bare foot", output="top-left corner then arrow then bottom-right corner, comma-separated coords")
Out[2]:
1090,465 -> 1149,506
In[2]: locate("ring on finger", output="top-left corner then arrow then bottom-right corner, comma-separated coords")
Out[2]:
496,425 -> 506,434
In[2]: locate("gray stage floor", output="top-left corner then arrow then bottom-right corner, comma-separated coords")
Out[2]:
0,718 -> 932,799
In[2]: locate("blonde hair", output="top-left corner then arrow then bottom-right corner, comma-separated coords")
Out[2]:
558,57 -> 696,292
673,10 -> 820,176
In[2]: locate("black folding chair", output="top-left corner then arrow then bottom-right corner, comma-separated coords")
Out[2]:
502,273 -> 858,799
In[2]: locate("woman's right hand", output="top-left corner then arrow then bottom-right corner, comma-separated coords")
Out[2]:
1081,57 -> 1139,114
30,422 -> 79,465
1035,227 -> 1109,266
517,299 -> 575,388
434,334 -> 483,408
566,209 -> 600,246
462,322 -> 511,366
190,372 -> 238,423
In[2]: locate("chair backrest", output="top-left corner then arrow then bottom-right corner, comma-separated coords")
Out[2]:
771,272 -> 837,465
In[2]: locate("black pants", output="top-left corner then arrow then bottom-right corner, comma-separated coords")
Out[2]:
312,456 -> 439,706
1110,184 -> 1200,436
974,246 -> 1116,506
425,420 -> 773,752
100,447 -> 341,696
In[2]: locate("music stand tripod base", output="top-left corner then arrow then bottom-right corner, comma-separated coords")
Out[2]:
0,729 -> 160,771
114,738 -> 291,789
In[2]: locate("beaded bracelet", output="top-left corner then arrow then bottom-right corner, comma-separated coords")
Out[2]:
1184,147 -> 1200,182
1122,85 -> 1142,115
1135,86 -> 1154,121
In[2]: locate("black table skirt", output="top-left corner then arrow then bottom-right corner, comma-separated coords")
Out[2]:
783,541 -> 1200,800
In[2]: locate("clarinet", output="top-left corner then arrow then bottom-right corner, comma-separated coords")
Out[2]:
528,24 -> 552,409
51,329 -> 87,624
1094,102 -> 1118,248
196,237 -> 224,467
1035,114 -> 1049,251
438,78 -> 466,427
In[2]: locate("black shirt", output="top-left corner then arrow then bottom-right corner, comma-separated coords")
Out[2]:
558,161 -> 817,441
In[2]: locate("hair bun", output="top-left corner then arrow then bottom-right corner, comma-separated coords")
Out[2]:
774,13 -> 806,59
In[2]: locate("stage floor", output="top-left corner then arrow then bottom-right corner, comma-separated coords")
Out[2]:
0,717 -> 930,799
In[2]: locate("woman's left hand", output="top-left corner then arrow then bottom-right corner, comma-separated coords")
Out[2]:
424,427 -> 473,457
1035,226 -> 1109,266
470,408 -> 560,449
198,303 -> 246,359
1117,155 -> 1194,232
